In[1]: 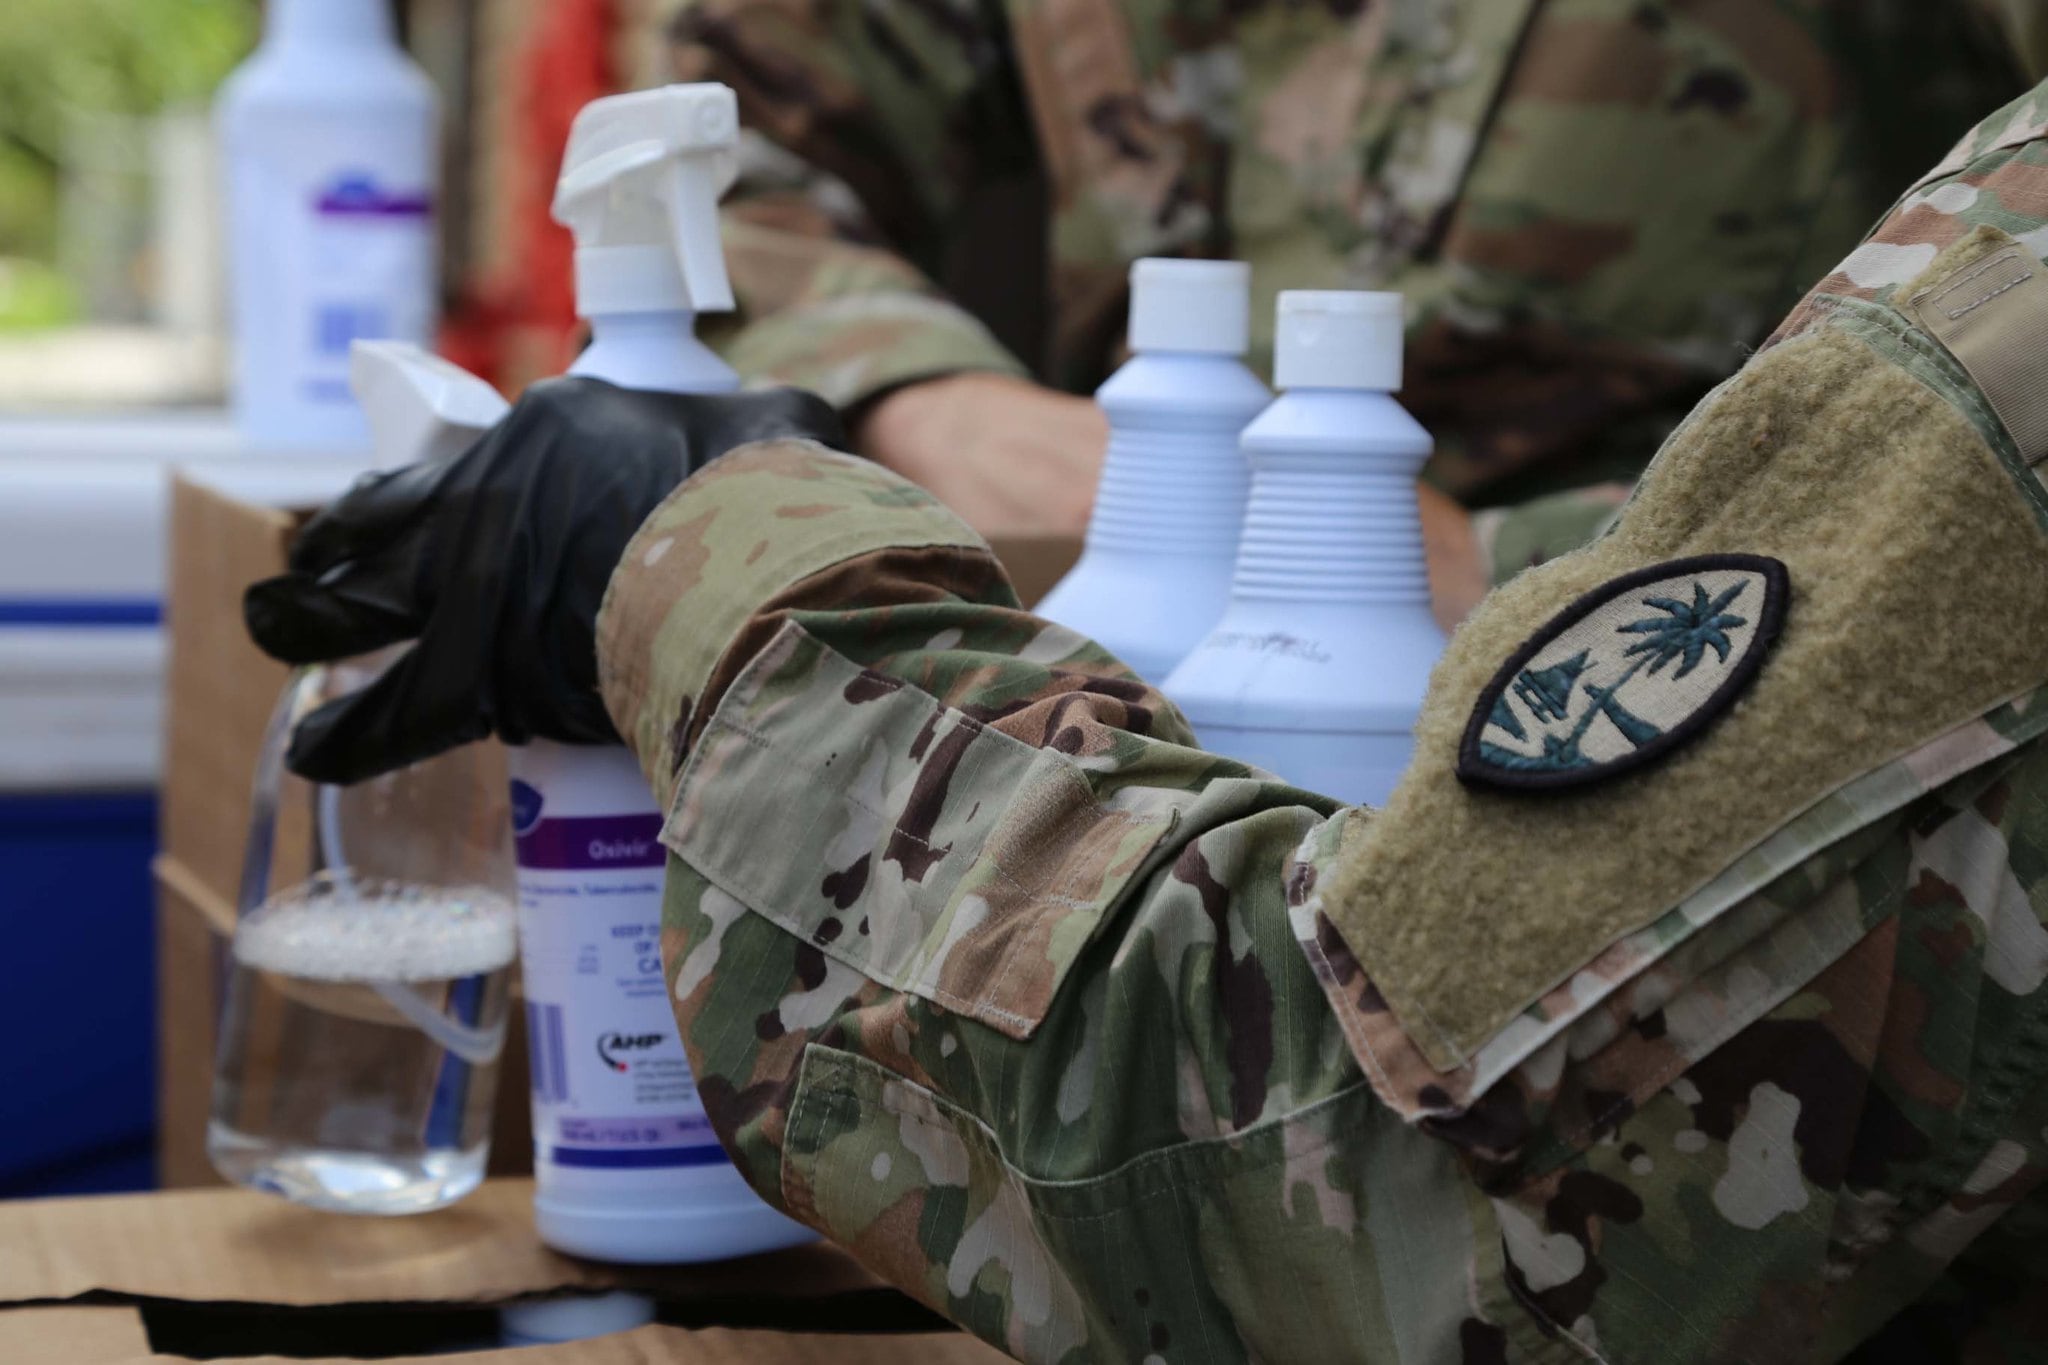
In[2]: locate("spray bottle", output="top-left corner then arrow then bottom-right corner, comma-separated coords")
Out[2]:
1033,260 -> 1269,682
1163,291 -> 1445,806
216,0 -> 439,453
340,87 -> 810,1280
506,84 -> 813,1267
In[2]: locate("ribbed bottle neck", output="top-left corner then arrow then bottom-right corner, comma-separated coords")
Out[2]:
1228,391 -> 1431,606
1085,421 -> 1250,557
1081,353 -> 1266,558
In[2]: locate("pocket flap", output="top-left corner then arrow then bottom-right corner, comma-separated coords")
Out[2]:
664,622 -> 1182,1039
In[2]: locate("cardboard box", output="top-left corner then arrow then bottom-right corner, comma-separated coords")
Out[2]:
0,1179 -> 1006,1362
982,534 -> 1079,611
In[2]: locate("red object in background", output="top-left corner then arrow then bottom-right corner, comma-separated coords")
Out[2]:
440,0 -> 619,392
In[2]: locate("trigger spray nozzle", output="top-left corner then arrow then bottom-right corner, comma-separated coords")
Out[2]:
349,340 -> 510,469
551,84 -> 740,318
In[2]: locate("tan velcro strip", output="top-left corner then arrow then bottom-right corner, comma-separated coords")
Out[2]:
1907,243 -> 2048,465
1324,323 -> 2048,1071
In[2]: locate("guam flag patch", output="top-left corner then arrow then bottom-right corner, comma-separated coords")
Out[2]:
1457,554 -> 1789,792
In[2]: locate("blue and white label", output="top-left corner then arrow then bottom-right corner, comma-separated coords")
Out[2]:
289,170 -> 434,406
516,808 -> 728,1170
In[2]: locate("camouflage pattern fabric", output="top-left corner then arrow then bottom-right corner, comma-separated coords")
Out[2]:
1472,483 -> 1632,587
589,78 -> 2048,1365
668,0 -> 2030,502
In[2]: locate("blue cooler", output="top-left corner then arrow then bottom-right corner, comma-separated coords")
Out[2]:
0,413 -> 237,1195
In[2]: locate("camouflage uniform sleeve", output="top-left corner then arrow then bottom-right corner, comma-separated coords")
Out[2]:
1287,81 -> 2048,1362
594,445 -> 1545,1361
1472,482 -> 1634,587
666,1 -> 1032,409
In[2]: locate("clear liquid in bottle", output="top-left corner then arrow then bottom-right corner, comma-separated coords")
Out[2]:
208,878 -> 516,1215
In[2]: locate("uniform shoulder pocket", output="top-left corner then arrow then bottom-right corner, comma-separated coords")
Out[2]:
662,622 -> 1181,1039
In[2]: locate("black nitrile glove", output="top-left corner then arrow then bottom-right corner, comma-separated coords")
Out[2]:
244,375 -> 843,784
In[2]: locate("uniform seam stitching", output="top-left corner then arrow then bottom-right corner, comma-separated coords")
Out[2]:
1913,248 -> 2031,322
800,1043 -> 1381,1201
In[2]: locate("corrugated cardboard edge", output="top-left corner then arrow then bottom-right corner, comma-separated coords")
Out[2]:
0,1180 -> 1005,1362
1,1311 -> 1006,1364
236,1324 -> 1010,1364
0,1180 -> 881,1308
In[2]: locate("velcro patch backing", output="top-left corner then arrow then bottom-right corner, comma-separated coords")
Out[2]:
1328,317 -> 2048,1071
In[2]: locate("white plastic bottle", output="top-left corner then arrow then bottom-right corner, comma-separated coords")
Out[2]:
216,0 -> 439,453
1162,291 -> 1445,807
508,83 -> 812,1267
1033,260 -> 1269,682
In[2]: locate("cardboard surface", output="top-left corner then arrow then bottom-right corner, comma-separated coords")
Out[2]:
262,1325 -> 1011,1364
0,1180 -> 880,1307
3,1308 -> 1009,1364
4,1321 -> 1003,1365
0,1180 -> 1005,1363
0,1306 -> 151,1364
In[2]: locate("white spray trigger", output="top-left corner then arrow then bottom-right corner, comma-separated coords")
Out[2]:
349,341 -> 510,470
662,153 -> 736,312
551,84 -> 739,316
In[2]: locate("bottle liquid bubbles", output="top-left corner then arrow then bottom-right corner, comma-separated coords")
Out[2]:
208,661 -> 517,1214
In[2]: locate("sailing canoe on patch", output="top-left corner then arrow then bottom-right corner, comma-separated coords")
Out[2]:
1457,554 -> 1789,791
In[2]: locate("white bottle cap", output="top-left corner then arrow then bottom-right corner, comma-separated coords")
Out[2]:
1127,258 -> 1251,356
1273,290 -> 1404,391
349,340 -> 509,468
553,84 -> 740,319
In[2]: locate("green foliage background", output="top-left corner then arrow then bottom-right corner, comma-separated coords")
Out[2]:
0,0 -> 255,325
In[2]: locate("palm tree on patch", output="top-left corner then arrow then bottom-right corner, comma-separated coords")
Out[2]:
1483,579 -> 1747,772
1618,581 -> 1749,678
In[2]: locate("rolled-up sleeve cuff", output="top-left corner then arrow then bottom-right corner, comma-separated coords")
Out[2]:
725,293 -> 1030,413
595,439 -> 992,806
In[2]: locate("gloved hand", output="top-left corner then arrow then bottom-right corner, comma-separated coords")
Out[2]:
244,375 -> 844,784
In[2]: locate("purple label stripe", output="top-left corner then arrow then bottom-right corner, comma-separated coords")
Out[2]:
315,183 -> 433,217
516,814 -> 665,870
547,1145 -> 732,1170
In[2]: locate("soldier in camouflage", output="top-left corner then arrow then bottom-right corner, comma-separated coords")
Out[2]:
255,73 -> 2048,1359
586,84 -> 2048,1358
669,0 -> 2039,538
